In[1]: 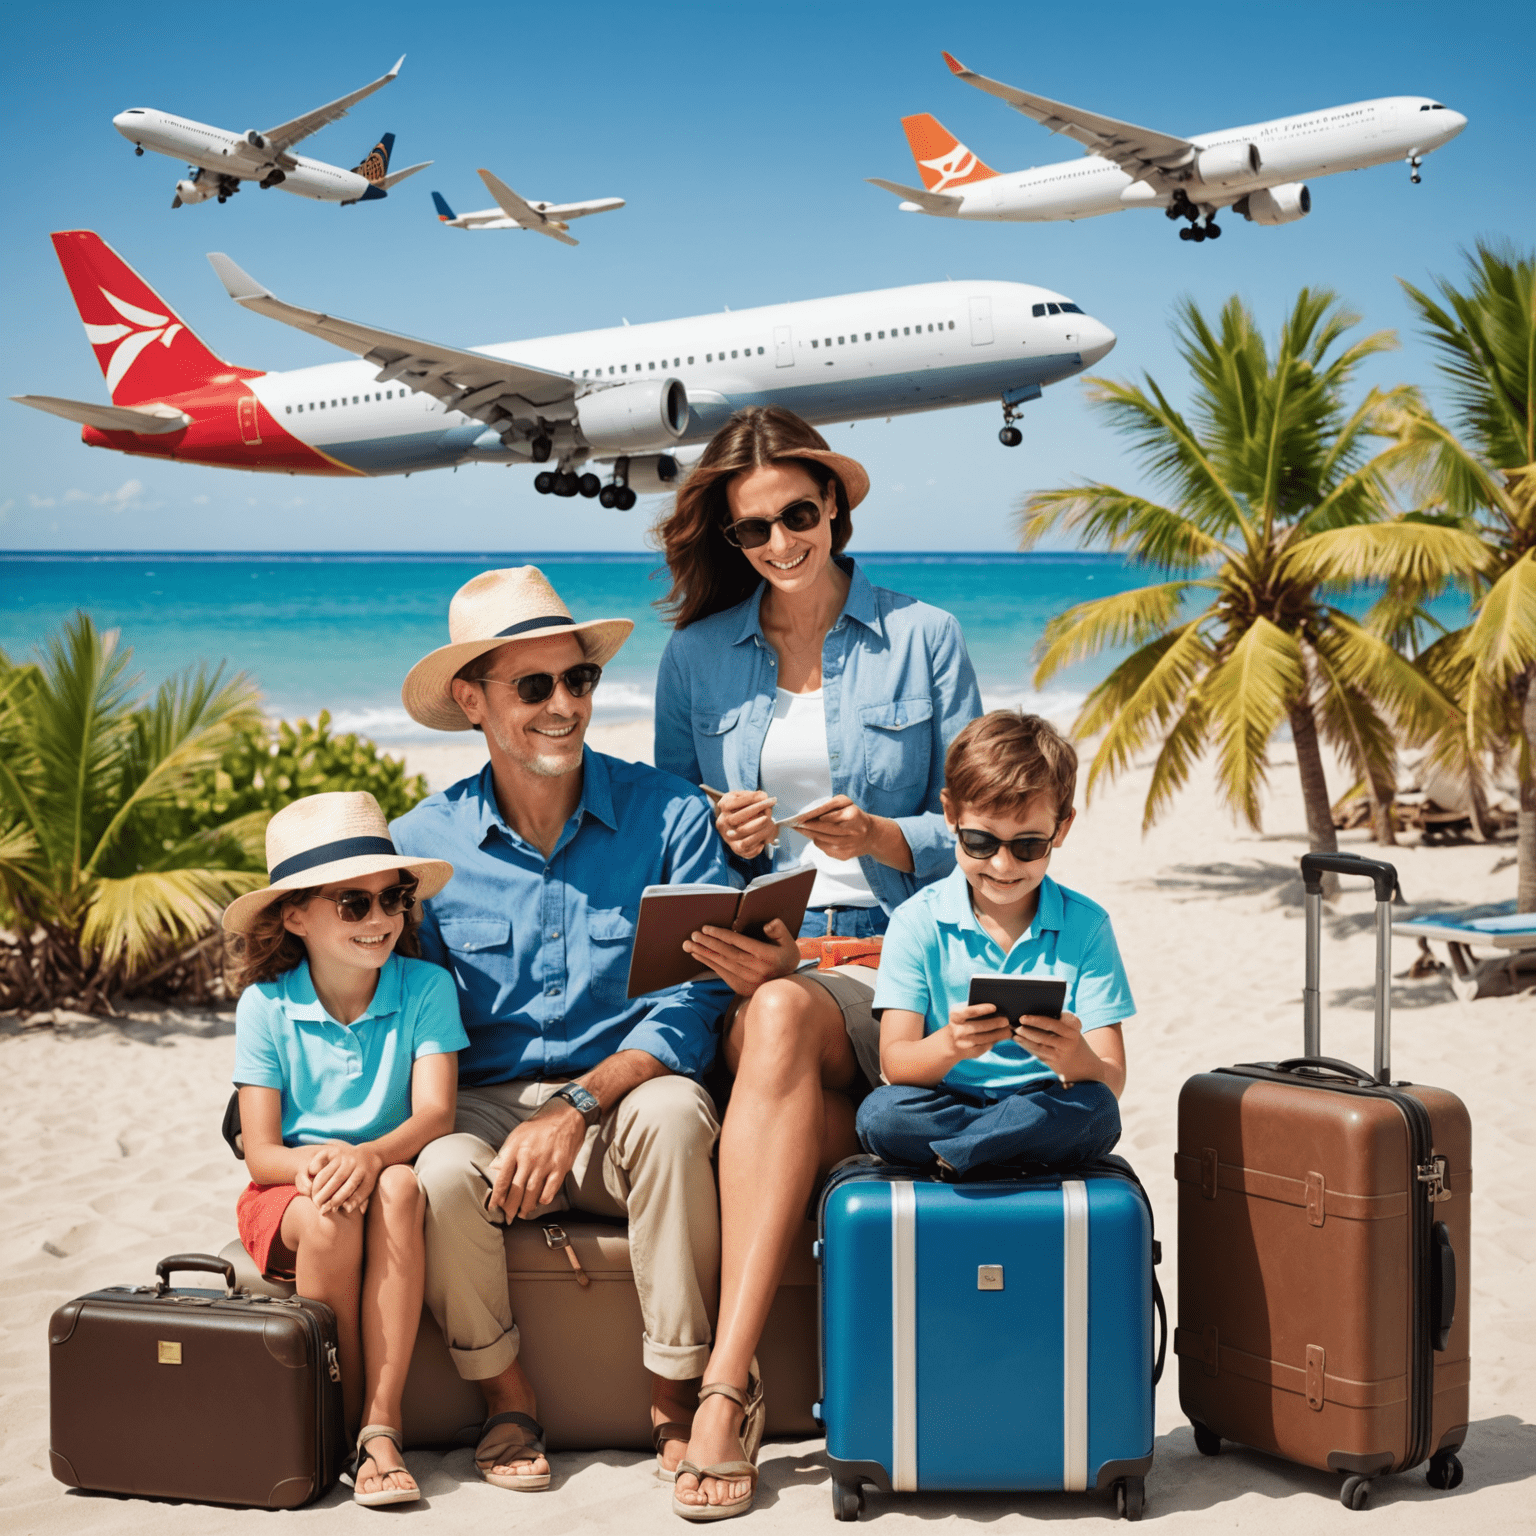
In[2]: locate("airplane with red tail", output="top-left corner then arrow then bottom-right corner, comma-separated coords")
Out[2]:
13,229 -> 1115,505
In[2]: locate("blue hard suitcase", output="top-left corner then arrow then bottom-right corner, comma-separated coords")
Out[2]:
816,1157 -> 1165,1521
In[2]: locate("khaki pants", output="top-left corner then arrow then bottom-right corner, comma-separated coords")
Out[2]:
415,1075 -> 721,1382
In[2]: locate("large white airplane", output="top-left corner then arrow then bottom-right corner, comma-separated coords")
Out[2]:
432,170 -> 624,245
113,57 -> 430,210
871,52 -> 1467,242
15,231 -> 1115,513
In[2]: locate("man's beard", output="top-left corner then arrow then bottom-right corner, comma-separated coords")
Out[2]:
486,716 -> 583,777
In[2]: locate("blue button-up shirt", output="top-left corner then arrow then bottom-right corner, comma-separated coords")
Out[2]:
653,558 -> 982,914
390,749 -> 733,1087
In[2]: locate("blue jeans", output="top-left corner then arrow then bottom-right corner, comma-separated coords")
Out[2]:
796,905 -> 889,941
856,1079 -> 1121,1174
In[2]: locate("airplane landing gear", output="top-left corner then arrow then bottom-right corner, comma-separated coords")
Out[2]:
598,457 -> 638,509
999,398 -> 1025,447
1180,219 -> 1221,242
1409,154 -> 1423,184
134,145 -> 143,156
529,434 -> 553,463
578,472 -> 601,499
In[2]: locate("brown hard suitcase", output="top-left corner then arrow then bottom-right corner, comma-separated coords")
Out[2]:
1175,852 -> 1471,1510
50,1252 -> 345,1507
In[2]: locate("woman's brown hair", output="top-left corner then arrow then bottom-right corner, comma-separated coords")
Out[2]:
652,406 -> 854,629
223,874 -> 424,994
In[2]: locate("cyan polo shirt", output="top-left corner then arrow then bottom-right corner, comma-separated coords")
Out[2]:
871,866 -> 1135,1091
233,953 -> 469,1147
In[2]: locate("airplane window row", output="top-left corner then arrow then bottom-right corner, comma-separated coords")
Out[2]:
285,391 -> 400,414
1419,103 -> 1447,110
810,322 -> 955,350
1031,302 -> 1084,317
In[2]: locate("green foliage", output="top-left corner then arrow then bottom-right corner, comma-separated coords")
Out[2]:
169,712 -> 428,836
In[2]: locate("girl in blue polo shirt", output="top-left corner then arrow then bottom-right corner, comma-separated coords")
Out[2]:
223,792 -> 465,1509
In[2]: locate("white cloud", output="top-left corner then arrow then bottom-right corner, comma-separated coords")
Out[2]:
60,479 -> 145,510
191,494 -> 210,505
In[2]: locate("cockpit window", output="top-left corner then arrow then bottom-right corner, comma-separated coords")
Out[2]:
1032,303 -> 1046,317
1059,302 -> 1084,314
1046,302 -> 1062,315
1420,103 -> 1446,111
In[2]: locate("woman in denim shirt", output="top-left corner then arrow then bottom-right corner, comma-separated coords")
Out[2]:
652,408 -> 980,1518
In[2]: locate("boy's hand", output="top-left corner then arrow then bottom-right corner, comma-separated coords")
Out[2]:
944,1002 -> 1014,1060
1014,1010 -> 1101,1084
306,1142 -> 382,1216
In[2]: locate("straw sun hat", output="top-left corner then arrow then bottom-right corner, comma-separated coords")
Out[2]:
222,792 -> 453,934
402,566 -> 635,733
776,447 -> 869,512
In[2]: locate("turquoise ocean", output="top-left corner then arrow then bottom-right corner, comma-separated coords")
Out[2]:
2,553 -> 1457,745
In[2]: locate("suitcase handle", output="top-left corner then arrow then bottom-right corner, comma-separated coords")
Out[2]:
1271,1055 -> 1377,1086
1300,852 -> 1400,1083
155,1253 -> 238,1297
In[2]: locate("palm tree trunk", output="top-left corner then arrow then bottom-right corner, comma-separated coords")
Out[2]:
1519,664 -> 1536,913
1289,700 -> 1340,896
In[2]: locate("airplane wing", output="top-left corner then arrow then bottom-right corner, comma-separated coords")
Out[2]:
379,160 -> 431,190
866,176 -> 963,214
941,51 -> 1196,183
12,394 -> 191,434
544,197 -> 626,221
205,253 -> 576,423
477,170 -> 579,245
260,56 -> 406,155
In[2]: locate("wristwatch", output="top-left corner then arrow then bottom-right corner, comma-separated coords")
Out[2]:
549,1082 -> 602,1128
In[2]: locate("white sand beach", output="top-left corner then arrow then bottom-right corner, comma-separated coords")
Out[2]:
2,737 -> 1530,1533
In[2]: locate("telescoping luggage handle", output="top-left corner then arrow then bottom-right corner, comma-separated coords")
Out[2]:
1300,852 -> 1400,1084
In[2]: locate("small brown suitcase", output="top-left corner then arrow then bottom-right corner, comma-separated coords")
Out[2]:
1176,852 -> 1470,1510
50,1252 -> 345,1507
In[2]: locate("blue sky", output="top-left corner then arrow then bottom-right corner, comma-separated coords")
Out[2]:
1,0 -> 1530,552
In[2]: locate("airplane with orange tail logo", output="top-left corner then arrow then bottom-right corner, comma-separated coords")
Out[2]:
11,229 -> 1115,494
112,56 -> 430,209
870,52 -> 1466,243
432,170 -> 624,245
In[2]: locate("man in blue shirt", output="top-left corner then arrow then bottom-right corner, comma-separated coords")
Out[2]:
391,566 -> 734,1491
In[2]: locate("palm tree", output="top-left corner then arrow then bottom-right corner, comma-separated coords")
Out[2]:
1392,243 -> 1536,908
1018,290 -> 1491,875
0,613 -> 266,1013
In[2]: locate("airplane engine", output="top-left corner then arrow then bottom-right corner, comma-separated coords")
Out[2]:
624,454 -> 683,495
244,130 -> 268,150
576,377 -> 689,452
1193,141 -> 1262,186
175,177 -> 214,205
1233,183 -> 1312,224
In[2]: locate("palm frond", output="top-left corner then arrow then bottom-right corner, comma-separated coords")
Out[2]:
1015,483 -> 1227,570
1459,551 -> 1536,690
1310,634 -> 1401,810
81,867 -> 268,975
1316,612 -> 1463,745
1033,580 -> 1208,683
1141,695 -> 1209,831
1279,517 -> 1495,589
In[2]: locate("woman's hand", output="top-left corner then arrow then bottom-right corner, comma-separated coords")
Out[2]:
795,799 -> 913,871
715,790 -> 778,861
943,1002 -> 1014,1060
683,918 -> 801,996
304,1141 -> 382,1217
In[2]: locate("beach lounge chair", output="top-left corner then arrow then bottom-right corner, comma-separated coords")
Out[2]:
1393,901 -> 1536,1001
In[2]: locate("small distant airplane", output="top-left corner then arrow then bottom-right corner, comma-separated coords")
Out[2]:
431,170 -> 625,245
112,56 -> 430,210
870,51 -> 1467,243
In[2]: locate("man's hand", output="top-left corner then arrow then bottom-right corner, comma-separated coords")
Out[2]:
305,1141 -> 382,1216
487,1102 -> 587,1220
683,917 -> 800,996
715,790 -> 777,861
943,1003 -> 1014,1061
1014,1010 -> 1102,1086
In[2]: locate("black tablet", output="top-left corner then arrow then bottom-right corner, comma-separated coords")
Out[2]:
967,973 -> 1067,1026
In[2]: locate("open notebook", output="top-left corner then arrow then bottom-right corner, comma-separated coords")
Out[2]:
625,865 -> 818,997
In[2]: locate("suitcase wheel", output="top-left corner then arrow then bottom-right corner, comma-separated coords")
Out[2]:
1340,1475 -> 1372,1510
1115,1477 -> 1145,1521
832,1478 -> 864,1521
1191,1422 -> 1221,1457
1426,1451 -> 1464,1491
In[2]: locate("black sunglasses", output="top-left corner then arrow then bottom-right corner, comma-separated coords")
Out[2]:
474,662 -> 603,705
315,881 -> 418,924
722,498 -> 823,550
955,827 -> 1059,864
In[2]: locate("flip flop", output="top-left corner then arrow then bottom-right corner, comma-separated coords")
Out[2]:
654,1419 -> 693,1483
475,1409 -> 551,1491
346,1424 -> 420,1508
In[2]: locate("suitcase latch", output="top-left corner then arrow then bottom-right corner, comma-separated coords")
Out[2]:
1305,1171 -> 1326,1227
1200,1148 -> 1219,1200
977,1265 -> 1004,1291
542,1223 -> 592,1287
1417,1155 -> 1452,1203
325,1343 -> 341,1383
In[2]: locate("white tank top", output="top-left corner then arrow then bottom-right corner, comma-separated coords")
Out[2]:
757,687 -> 878,908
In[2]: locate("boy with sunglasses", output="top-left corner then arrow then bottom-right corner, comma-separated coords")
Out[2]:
855,712 -> 1133,1176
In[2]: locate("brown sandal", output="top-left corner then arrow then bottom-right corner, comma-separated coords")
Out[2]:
671,1371 -> 765,1522
654,1419 -> 693,1482
475,1409 -> 550,1491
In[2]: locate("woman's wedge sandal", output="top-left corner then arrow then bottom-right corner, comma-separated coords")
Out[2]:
654,1419 -> 694,1483
475,1409 -> 551,1491
347,1425 -> 421,1508
671,1371 -> 766,1523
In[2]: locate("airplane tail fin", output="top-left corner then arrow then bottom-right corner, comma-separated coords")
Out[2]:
49,230 -> 242,405
353,132 -> 395,184
900,113 -> 998,191
432,191 -> 456,221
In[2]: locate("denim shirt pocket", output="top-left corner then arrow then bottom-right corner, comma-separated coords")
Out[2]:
586,907 -> 638,1006
438,918 -> 512,955
858,697 -> 935,793
691,702 -> 748,789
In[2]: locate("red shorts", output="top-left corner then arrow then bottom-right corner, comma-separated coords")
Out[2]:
237,1181 -> 302,1280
